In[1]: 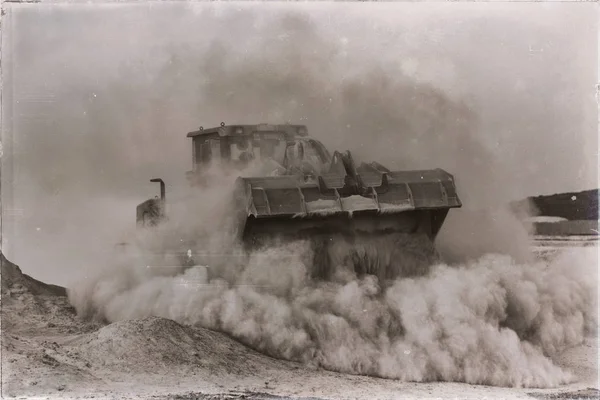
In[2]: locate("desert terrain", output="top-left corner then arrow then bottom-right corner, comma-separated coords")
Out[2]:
1,235 -> 597,400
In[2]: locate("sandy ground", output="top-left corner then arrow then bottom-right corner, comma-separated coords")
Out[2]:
1,241 -> 598,400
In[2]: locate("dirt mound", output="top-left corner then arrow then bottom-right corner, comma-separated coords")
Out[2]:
72,316 -> 294,376
1,252 -> 67,297
1,254 -> 103,397
1,252 -> 99,336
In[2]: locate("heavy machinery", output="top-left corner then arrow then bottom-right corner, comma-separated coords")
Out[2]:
136,123 -> 462,279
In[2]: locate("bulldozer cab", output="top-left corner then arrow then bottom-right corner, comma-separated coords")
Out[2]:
135,122 -> 462,281
138,122 -> 462,253
284,138 -> 332,175
186,123 -> 329,177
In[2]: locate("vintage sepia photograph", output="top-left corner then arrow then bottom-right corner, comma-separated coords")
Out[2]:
0,1 -> 598,399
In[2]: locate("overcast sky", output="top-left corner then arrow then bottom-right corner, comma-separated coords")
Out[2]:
1,2 -> 597,285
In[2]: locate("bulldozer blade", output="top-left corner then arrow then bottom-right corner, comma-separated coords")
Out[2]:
233,167 -> 461,244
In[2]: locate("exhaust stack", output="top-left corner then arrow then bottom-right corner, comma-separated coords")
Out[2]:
150,178 -> 165,202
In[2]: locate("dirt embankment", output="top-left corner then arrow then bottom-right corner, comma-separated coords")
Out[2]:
0,253 -> 301,399
1,252 -> 102,396
1,252 -> 67,297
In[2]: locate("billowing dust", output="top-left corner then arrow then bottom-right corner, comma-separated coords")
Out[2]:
68,173 -> 598,389
10,4 -> 592,391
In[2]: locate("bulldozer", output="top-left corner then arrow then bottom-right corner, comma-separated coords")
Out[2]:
135,123 -> 462,280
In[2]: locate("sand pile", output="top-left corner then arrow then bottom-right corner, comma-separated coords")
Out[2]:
1,252 -> 98,335
71,316 -> 295,377
0,253 -> 298,397
1,255 -> 105,396
1,251 -> 67,297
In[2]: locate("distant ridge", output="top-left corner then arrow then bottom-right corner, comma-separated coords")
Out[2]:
512,188 -> 599,221
1,251 -> 67,297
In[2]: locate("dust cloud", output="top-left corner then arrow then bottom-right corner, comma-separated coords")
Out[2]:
68,180 -> 598,388
145,10 -> 539,262
69,148 -> 597,389
5,3 -> 596,284
5,3 -> 596,388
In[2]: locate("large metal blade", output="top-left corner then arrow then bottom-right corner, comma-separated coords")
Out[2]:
235,168 -> 461,219
230,150 -> 461,246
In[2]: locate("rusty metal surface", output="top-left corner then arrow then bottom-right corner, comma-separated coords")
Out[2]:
238,168 -> 461,219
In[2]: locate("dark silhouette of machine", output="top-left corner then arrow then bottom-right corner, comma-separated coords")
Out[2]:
136,123 -> 462,275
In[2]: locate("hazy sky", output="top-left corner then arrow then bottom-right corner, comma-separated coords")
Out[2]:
1,2 -> 597,285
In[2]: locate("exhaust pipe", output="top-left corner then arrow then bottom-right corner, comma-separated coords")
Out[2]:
150,178 -> 165,202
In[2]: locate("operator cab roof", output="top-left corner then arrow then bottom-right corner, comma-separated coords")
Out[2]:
186,123 -> 308,139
